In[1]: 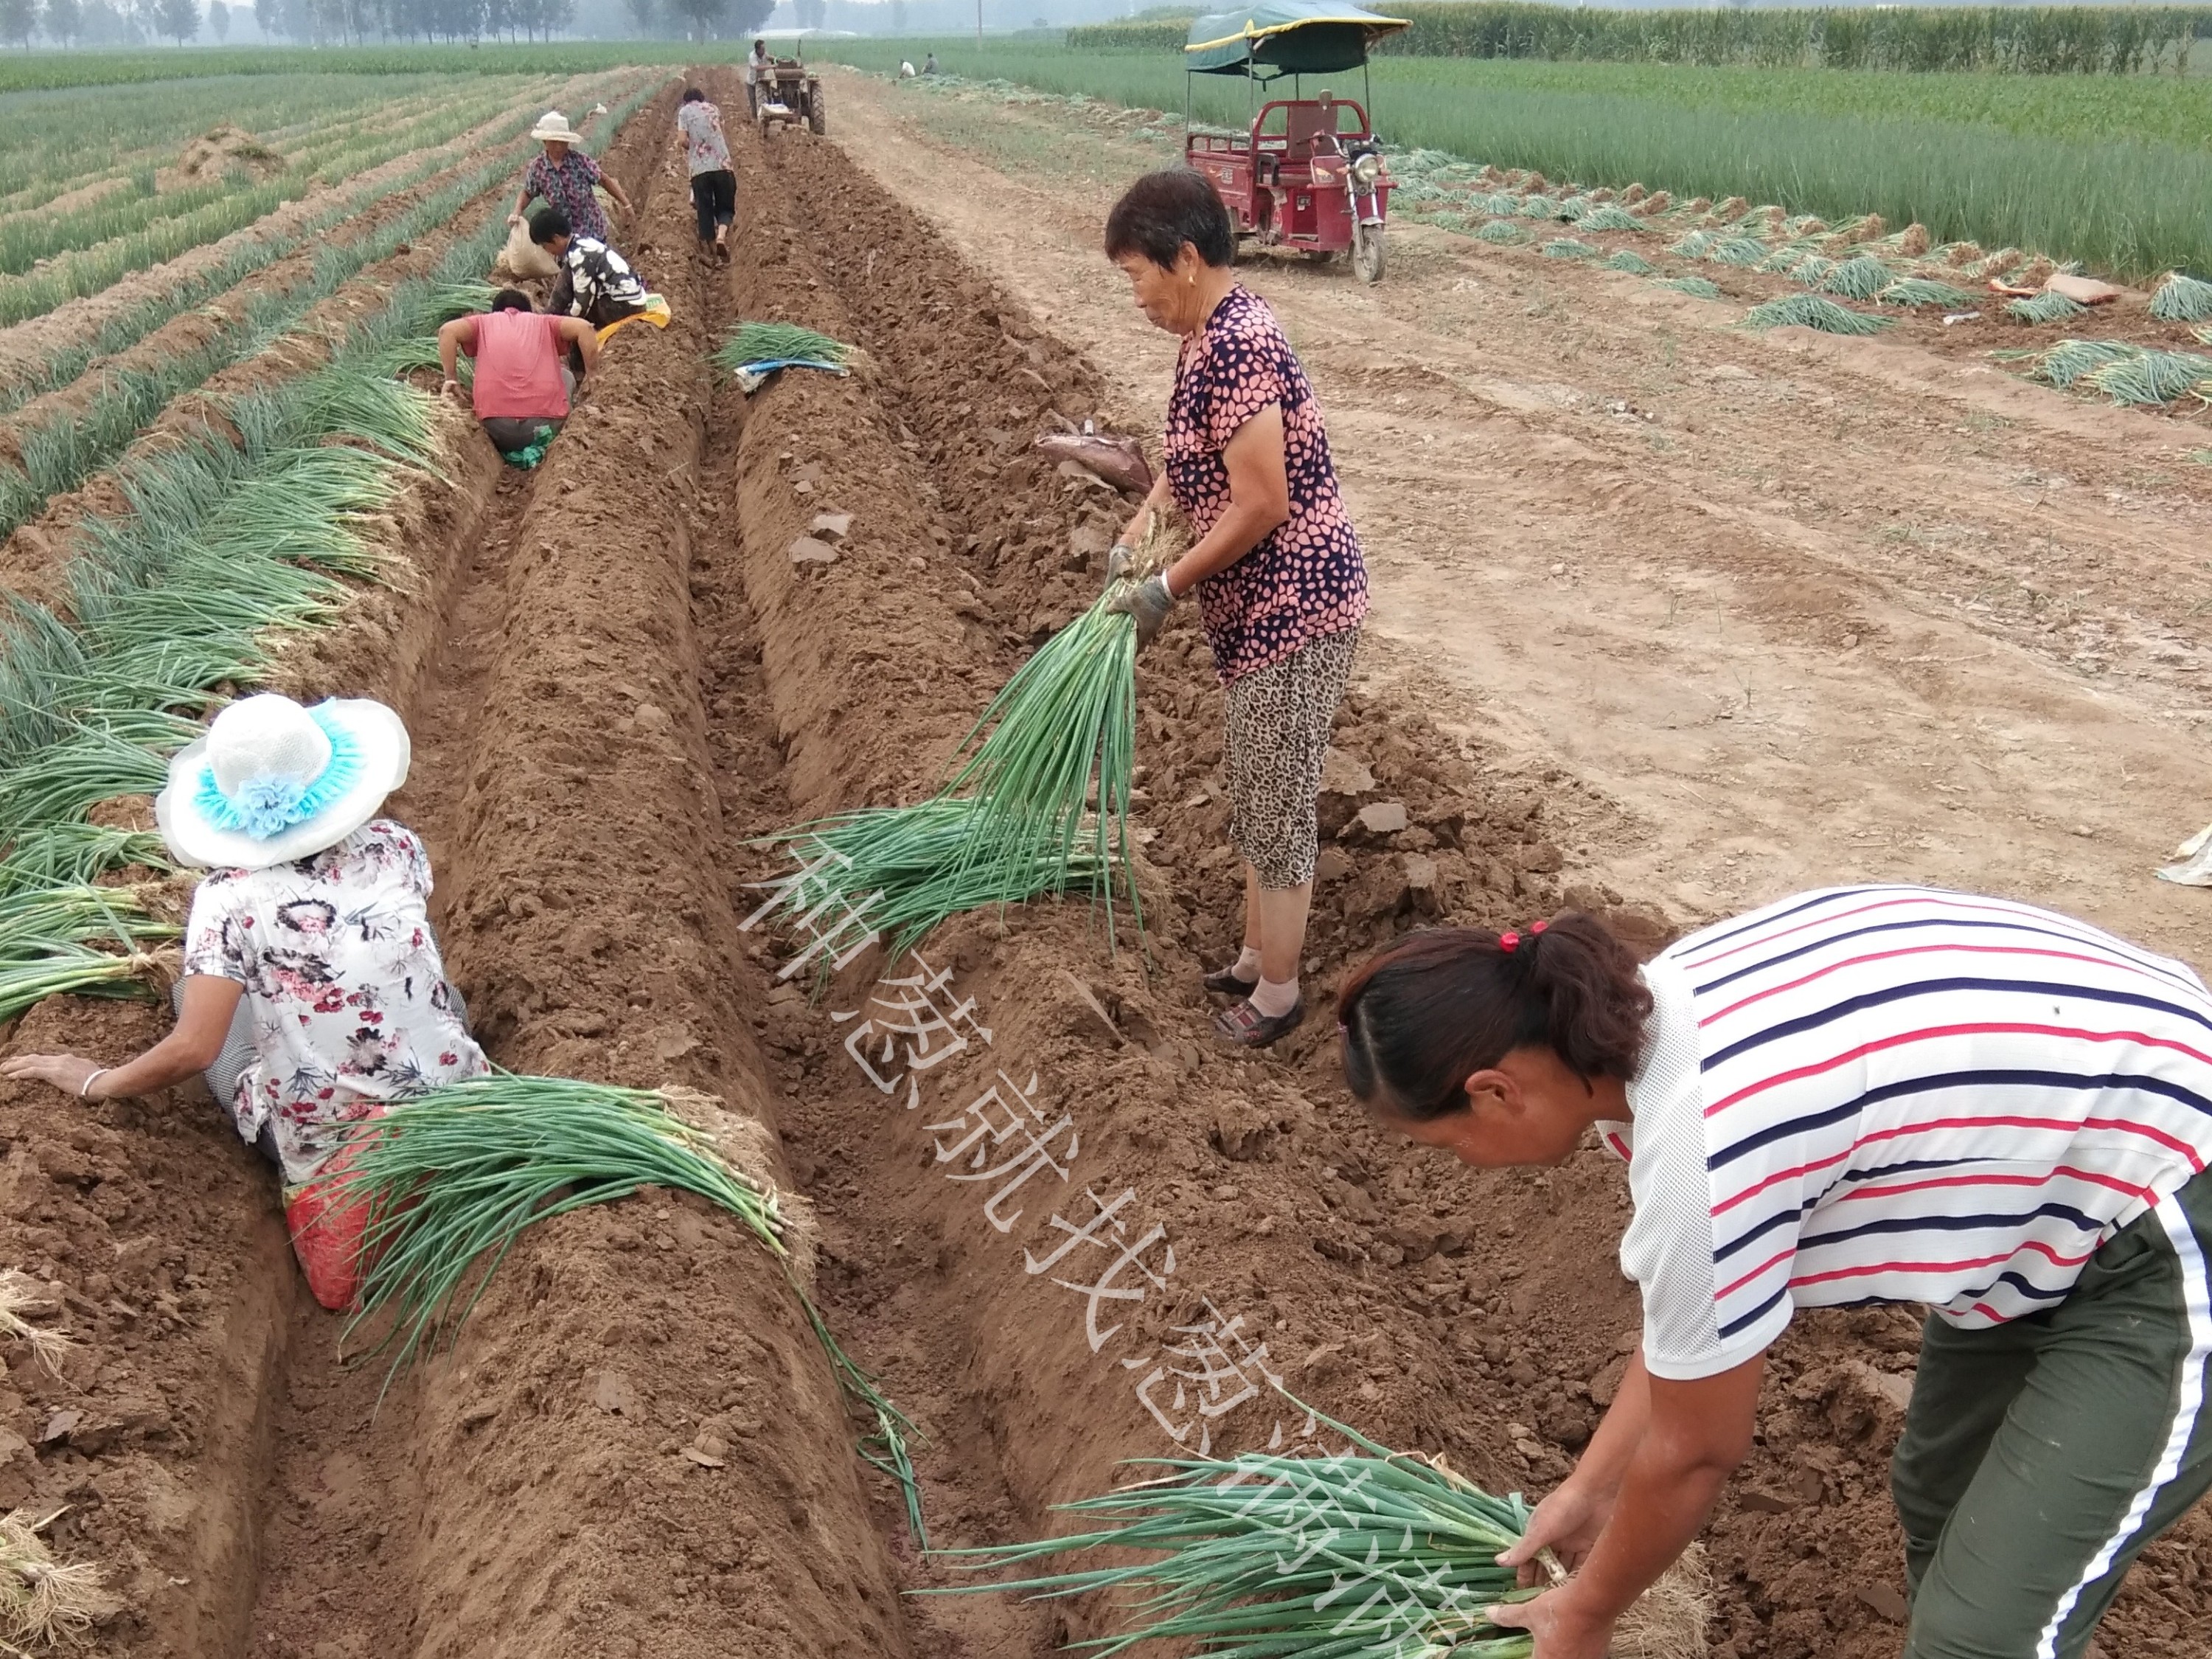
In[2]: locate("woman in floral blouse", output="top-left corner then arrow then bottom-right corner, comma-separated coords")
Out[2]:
1105,168 -> 1369,1050
1,694 -> 487,1307
508,110 -> 632,246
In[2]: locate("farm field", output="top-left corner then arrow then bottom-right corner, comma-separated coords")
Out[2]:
813,38 -> 2212,281
0,39 -> 2208,1659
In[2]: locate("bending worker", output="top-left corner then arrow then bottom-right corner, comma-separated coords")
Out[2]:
1103,167 -> 1368,1050
1338,883 -> 2212,1659
531,206 -> 649,333
437,289 -> 598,463
507,109 -> 630,245
0,695 -> 487,1310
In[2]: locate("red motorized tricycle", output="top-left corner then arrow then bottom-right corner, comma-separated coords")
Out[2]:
1181,1 -> 1409,283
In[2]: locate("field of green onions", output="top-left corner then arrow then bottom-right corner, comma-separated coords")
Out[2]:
0,76 -> 639,544
0,76 -> 661,1027
812,40 -> 2212,283
0,72 -> 591,328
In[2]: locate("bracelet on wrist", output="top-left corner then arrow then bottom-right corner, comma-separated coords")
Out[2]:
79,1068 -> 108,1100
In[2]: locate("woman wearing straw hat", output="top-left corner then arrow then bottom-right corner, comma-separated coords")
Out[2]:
509,109 -> 632,248
0,695 -> 488,1310
1337,886 -> 2212,1659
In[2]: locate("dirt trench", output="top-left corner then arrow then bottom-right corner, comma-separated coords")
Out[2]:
709,109 -> 2210,1659
0,79 -> 919,1659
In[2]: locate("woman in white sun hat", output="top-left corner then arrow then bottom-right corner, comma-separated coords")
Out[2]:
509,108 -> 631,246
0,695 -> 487,1308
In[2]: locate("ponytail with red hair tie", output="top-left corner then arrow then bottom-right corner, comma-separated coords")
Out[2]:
1498,919 -> 1549,954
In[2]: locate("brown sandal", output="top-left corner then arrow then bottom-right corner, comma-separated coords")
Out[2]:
1213,996 -> 1306,1049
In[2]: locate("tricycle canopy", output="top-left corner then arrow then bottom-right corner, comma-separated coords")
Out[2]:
1184,0 -> 1410,77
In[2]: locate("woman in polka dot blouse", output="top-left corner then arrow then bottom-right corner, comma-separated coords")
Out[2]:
1104,168 -> 1369,1050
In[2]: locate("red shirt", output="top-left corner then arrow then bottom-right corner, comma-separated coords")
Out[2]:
463,310 -> 569,420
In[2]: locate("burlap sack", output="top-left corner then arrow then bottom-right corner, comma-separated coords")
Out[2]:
497,218 -> 558,280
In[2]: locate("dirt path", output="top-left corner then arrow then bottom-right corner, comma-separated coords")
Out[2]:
824,72 -> 2212,965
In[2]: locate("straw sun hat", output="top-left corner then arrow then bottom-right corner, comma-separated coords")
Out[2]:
156,695 -> 411,871
530,111 -> 582,144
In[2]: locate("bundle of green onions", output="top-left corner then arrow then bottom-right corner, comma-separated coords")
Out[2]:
1820,255 -> 1895,302
755,585 -> 1141,964
712,320 -> 853,372
2086,348 -> 2212,407
2006,290 -> 2086,326
330,1074 -> 928,1539
1876,277 -> 1976,309
2148,272 -> 2212,325
1648,276 -> 1721,300
1743,293 -> 1892,337
929,1405 -> 1545,1658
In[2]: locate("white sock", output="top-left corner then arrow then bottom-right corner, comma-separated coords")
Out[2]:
1231,945 -> 1262,983
1249,975 -> 1299,1019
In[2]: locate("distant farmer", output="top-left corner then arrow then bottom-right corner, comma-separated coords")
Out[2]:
529,206 -> 649,330
507,109 -> 631,247
675,87 -> 736,264
922,51 -> 939,74
1102,167 -> 1367,1049
1339,886 -> 2212,1659
0,694 -> 487,1311
745,39 -> 771,117
436,289 -> 600,464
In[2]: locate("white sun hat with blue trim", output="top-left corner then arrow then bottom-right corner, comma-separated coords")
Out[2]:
155,694 -> 411,871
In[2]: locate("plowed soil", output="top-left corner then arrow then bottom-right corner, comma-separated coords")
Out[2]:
1,57 -> 2204,1659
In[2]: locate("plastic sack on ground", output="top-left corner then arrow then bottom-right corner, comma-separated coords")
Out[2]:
2157,822 -> 2212,886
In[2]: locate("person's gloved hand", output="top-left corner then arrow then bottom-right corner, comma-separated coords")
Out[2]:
1105,543 -> 1134,587
1106,571 -> 1175,651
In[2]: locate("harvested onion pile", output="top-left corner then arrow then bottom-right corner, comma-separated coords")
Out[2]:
756,585 -> 1141,961
931,1407 -> 1545,1658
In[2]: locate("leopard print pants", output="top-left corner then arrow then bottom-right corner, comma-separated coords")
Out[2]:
1222,626 -> 1360,890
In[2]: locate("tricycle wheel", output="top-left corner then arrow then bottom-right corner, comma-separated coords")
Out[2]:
809,84 -> 827,135
1352,222 -> 1385,284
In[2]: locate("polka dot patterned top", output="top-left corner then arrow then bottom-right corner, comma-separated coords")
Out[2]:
1166,284 -> 1368,685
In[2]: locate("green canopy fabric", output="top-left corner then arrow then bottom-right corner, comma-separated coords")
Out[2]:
1184,0 -> 1411,74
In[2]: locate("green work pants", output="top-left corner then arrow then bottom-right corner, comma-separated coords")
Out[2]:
1891,1165 -> 2212,1658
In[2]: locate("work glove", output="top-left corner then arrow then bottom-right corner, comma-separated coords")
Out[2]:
1105,543 -> 1134,586
1106,571 -> 1176,652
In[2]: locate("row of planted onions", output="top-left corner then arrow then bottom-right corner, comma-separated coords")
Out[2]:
0,131 -> 1559,1653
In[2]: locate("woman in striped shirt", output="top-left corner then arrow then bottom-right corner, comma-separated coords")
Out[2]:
1338,886 -> 2212,1659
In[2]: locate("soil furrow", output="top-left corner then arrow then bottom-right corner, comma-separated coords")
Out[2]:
724,98 -> 2212,1659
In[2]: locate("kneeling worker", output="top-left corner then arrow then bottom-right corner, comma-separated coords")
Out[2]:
0,695 -> 489,1311
437,289 -> 599,462
530,206 -> 649,330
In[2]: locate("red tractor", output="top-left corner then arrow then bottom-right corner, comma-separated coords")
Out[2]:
1181,1 -> 1408,283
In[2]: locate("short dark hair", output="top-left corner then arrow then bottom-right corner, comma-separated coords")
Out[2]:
1338,914 -> 1654,1120
682,87 -> 705,103
1105,167 -> 1234,271
490,288 -> 535,312
528,206 -> 571,246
